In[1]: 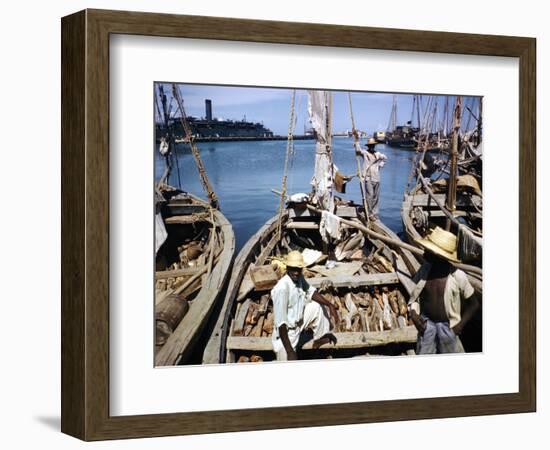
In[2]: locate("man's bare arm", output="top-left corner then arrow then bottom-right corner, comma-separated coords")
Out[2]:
311,291 -> 339,327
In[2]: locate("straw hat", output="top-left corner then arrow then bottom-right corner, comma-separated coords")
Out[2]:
285,250 -> 306,268
457,175 -> 481,194
415,226 -> 460,263
366,137 -> 377,146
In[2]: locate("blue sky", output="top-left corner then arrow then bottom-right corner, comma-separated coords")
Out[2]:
155,82 -> 481,136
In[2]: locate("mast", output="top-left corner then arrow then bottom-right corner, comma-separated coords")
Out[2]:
172,84 -> 220,209
442,96 -> 449,138
416,95 -> 422,131
309,90 -> 334,212
477,97 -> 483,145
348,92 -> 370,225
410,95 -> 416,125
157,85 -> 175,187
446,96 -> 462,231
387,94 -> 397,132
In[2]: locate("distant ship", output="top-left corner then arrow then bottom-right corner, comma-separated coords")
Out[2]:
156,99 -> 274,141
373,130 -> 386,143
386,123 -> 418,148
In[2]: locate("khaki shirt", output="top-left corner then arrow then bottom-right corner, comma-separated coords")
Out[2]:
409,264 -> 475,328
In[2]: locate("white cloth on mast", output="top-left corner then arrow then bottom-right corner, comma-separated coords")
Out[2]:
155,212 -> 168,255
320,210 -> 342,242
308,90 -> 335,212
159,137 -> 170,155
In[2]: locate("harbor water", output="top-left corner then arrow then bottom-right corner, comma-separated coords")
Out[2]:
155,137 -> 418,251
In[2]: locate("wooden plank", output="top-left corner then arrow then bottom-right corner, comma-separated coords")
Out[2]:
165,215 -> 210,225
306,272 -> 399,288
411,193 -> 481,209
227,326 -> 418,351
288,207 -> 313,218
288,205 -> 358,218
155,266 -> 202,279
166,203 -> 208,215
285,221 -> 356,230
335,205 -> 357,218
426,209 -> 482,219
285,221 -> 318,229
232,299 -> 251,336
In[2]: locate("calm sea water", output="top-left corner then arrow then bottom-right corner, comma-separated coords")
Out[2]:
155,137 -> 418,251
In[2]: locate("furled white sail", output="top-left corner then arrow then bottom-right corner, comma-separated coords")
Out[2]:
308,90 -> 336,212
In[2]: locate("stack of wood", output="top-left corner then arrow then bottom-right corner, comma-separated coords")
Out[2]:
155,226 -> 224,347
155,237 -> 207,292
231,286 -> 409,341
237,355 -> 264,363
232,294 -> 274,338
322,287 -> 409,333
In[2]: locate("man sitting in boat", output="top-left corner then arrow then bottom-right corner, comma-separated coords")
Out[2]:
408,227 -> 479,354
271,251 -> 338,361
355,137 -> 387,221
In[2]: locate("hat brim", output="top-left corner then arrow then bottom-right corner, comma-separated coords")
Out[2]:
416,238 -> 461,263
285,263 -> 305,269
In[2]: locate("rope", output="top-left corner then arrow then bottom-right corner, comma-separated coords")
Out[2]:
172,84 -> 219,209
276,90 -> 297,239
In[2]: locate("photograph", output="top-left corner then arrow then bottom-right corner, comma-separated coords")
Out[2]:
153,83 -> 483,366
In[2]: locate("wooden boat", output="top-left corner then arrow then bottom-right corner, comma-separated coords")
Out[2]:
207,199 -> 423,364
154,185 -> 235,366
401,181 -> 482,291
205,89 -> 435,364
401,96 -> 483,293
154,83 -> 235,366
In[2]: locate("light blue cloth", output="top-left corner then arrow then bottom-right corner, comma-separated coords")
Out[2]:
416,315 -> 464,354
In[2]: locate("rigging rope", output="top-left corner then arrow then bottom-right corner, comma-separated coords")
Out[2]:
172,84 -> 219,209
276,90 -> 297,239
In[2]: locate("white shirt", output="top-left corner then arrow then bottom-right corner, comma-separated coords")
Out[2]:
271,274 -> 316,334
356,143 -> 387,182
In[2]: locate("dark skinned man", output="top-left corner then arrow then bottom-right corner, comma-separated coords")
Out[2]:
408,226 -> 479,354
271,251 -> 338,361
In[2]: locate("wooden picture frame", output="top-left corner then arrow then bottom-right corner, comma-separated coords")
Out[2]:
61,9 -> 536,441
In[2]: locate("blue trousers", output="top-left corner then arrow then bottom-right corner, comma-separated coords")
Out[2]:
416,315 -> 464,354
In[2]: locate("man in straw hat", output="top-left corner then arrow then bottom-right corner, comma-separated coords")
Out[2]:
408,226 -> 479,354
355,136 -> 387,221
271,251 -> 339,361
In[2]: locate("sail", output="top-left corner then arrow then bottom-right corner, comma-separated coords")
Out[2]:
308,90 -> 336,212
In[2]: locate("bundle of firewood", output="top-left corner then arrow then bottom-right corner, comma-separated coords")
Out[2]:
322,287 -> 409,333
232,286 -> 409,339
232,294 -> 274,338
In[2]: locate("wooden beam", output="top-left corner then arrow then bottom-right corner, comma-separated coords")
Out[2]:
226,326 -> 418,351
155,266 -> 202,280
425,210 -> 482,219
164,215 -> 211,225
306,272 -> 399,288
285,221 -> 318,229
285,221 -> 356,230
411,193 -> 481,209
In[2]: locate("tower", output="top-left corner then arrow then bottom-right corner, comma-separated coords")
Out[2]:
205,99 -> 212,121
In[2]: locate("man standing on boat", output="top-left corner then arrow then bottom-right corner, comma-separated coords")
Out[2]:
355,136 -> 387,221
408,227 -> 479,354
271,251 -> 338,361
